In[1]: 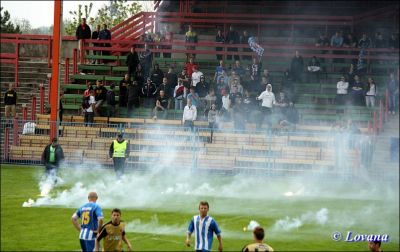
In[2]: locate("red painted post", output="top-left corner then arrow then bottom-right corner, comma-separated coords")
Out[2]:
31,95 -> 36,121
48,77 -> 52,103
22,104 -> 28,121
73,49 -> 78,74
64,58 -> 70,84
40,84 -> 45,114
13,118 -> 18,145
80,39 -> 84,64
15,42 -> 19,87
47,37 -> 52,68
4,128 -> 10,160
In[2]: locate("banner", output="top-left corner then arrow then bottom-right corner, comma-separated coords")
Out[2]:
248,37 -> 264,57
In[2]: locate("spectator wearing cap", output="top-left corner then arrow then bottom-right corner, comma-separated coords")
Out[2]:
82,89 -> 96,126
106,84 -> 117,117
191,66 -> 203,87
141,77 -> 157,108
150,63 -> 164,87
109,133 -> 130,179
196,75 -> 209,98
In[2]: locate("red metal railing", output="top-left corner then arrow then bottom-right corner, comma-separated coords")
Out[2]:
4,127 -> 10,160
64,58 -> 70,84
13,118 -> 18,145
40,84 -> 45,114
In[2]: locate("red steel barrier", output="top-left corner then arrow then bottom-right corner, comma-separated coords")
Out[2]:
31,96 -> 37,121
40,84 -> 45,114
73,49 -> 78,74
4,128 -> 10,160
65,58 -> 70,84
13,118 -> 18,145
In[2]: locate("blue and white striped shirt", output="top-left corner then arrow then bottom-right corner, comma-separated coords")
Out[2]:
187,215 -> 221,251
75,202 -> 104,240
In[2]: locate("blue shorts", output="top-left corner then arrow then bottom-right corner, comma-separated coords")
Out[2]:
80,239 -> 95,252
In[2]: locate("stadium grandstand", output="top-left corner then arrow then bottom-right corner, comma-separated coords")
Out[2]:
1,0 -> 399,180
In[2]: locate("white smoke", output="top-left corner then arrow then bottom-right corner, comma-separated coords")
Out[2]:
273,208 -> 329,231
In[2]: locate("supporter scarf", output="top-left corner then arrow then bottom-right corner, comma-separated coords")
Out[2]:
248,37 -> 264,57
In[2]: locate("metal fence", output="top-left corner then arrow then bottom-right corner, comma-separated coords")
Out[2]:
1,118 -> 398,180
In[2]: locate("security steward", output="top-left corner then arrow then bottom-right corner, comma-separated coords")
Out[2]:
109,133 -> 130,179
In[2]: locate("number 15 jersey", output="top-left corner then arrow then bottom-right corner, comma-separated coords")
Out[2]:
75,202 -> 104,240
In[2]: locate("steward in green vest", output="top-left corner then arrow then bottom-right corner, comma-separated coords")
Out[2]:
109,133 -> 130,179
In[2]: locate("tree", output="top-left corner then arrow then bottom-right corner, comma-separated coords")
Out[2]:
63,3 -> 93,36
13,18 -> 32,33
0,7 -> 21,34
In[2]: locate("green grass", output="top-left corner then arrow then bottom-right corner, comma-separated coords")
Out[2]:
1,164 -> 399,251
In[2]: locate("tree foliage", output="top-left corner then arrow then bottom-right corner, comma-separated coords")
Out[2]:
63,0 -> 142,36
0,7 -> 21,34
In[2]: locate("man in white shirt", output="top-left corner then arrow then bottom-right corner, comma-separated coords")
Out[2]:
182,99 -> 197,130
191,66 -> 203,87
82,89 -> 96,127
335,76 -> 349,105
256,84 -> 275,129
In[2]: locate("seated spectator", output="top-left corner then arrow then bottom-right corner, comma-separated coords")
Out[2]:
290,50 -> 304,83
191,66 -> 203,87
186,86 -> 200,108
185,57 -> 198,79
230,78 -> 244,95
228,70 -> 241,88
331,31 -> 344,63
226,25 -> 240,61
153,90 -> 169,120
307,56 -> 321,83
182,98 -> 197,130
106,84 -> 117,117
256,84 -> 276,129
261,68 -> 273,86
157,77 -> 173,108
174,78 -> 186,110
315,33 -> 329,47
215,29 -> 225,60
232,97 -> 246,130
350,75 -> 366,106
343,33 -> 358,57
141,77 -> 157,108
358,33 -> 372,49
150,63 -> 164,87
232,60 -> 246,78
335,76 -> 349,105
388,33 -> 399,49
127,80 -> 141,118
185,25 -> 198,59
240,30 -> 252,61
214,60 -> 227,82
94,80 -> 108,116
119,74 -> 131,108
196,75 -> 209,98
365,77 -> 377,107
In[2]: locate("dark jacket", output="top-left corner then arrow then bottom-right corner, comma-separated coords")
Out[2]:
126,51 -> 139,68
106,89 -> 117,106
41,144 -> 64,166
91,30 -> 100,40
141,82 -> 157,98
4,90 -> 17,105
150,68 -> 164,86
95,86 -> 108,101
128,83 -> 141,101
119,78 -> 131,107
76,24 -> 91,40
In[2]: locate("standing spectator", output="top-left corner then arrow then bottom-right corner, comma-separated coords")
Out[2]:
196,75 -> 209,98
365,77 -> 377,107
119,74 -> 131,108
82,89 -> 96,127
350,75 -> 366,106
307,56 -> 321,83
135,64 -> 145,87
41,137 -> 64,182
214,60 -> 227,82
4,83 -> 17,120
387,72 -> 399,114
178,67 -> 191,90
141,77 -> 157,108
335,76 -> 349,105
75,18 -> 91,60
185,25 -> 198,59
91,24 -> 101,64
250,57 -> 262,85
208,103 -> 218,143
127,80 -> 141,117
106,84 -> 117,117
242,226 -> 274,252
186,86 -> 200,108
94,80 -> 107,116
126,46 -> 139,81
256,84 -> 276,129
185,57 -> 198,80
226,25 -> 240,61
233,60 -> 246,78
152,90 -> 169,120
358,33 -> 372,49
290,50 -> 304,83
215,29 -> 225,60
174,78 -> 186,110
166,67 -> 178,95
139,44 -> 153,80
98,24 -> 111,62
162,24 -> 173,58
109,133 -> 130,179
157,77 -> 173,108
240,30 -> 252,61
185,201 -> 223,252
150,63 -> 164,87
71,192 -> 104,252
182,99 -> 197,130
388,33 -> 399,49
191,66 -> 203,87
95,208 -> 132,252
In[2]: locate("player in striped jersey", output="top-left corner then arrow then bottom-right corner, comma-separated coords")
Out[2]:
242,226 -> 274,252
71,192 -> 104,252
185,201 -> 223,252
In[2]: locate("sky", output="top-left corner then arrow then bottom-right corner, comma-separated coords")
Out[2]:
1,1 -> 154,28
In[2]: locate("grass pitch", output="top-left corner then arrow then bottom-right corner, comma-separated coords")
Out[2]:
1,164 -> 399,251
